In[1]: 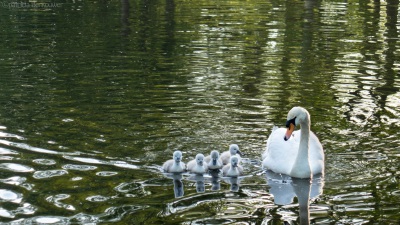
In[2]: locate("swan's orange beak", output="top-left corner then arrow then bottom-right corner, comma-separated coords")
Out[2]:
284,123 -> 295,141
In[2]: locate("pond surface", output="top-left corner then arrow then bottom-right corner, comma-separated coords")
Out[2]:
0,0 -> 400,224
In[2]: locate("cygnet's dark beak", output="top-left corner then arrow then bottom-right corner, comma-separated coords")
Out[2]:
212,158 -> 217,165
237,150 -> 243,156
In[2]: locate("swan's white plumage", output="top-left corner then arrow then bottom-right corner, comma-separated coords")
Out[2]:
204,150 -> 223,170
262,107 -> 324,178
163,150 -> 186,173
187,154 -> 208,174
220,144 -> 242,165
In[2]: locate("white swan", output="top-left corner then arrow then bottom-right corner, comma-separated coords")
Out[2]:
262,107 -> 324,178
220,144 -> 242,165
222,156 -> 243,177
162,150 -> 186,173
187,153 -> 208,174
204,150 -> 223,170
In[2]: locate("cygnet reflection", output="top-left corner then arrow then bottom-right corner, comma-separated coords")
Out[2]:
265,171 -> 324,225
220,175 -> 242,192
228,177 -> 239,192
188,174 -> 205,193
165,173 -> 184,198
209,169 -> 221,191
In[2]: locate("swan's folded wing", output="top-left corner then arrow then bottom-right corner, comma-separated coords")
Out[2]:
262,128 -> 298,175
263,127 -> 285,160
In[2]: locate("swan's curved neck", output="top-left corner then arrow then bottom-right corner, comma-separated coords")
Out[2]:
290,115 -> 312,178
299,118 -> 310,156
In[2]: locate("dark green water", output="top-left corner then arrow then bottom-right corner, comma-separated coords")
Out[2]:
0,0 -> 399,224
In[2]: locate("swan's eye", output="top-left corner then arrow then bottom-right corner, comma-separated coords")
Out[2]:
285,117 -> 296,127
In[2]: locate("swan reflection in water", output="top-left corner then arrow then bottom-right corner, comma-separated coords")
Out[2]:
265,171 -> 324,225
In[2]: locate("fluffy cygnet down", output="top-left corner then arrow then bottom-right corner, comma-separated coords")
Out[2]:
187,153 -> 208,174
204,150 -> 223,170
222,156 -> 243,177
220,144 -> 242,165
162,150 -> 186,173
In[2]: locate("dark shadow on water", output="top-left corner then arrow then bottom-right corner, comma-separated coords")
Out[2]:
265,171 -> 324,225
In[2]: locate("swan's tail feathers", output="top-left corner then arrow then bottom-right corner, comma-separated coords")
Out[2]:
272,126 -> 278,132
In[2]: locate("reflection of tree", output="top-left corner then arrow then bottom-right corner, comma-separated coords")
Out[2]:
374,0 -> 399,115
278,0 -> 304,114
163,0 -> 175,57
274,0 -> 339,124
341,0 -> 382,124
329,0 -> 399,129
121,0 -> 131,36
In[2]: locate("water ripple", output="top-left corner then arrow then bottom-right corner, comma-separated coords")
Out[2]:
0,189 -> 23,203
0,202 -> 36,219
63,156 -> 138,170
0,131 -> 26,140
62,164 -> 97,171
32,216 -> 70,224
0,163 -> 34,173
96,171 -> 118,177
33,159 -> 57,165
46,194 -> 76,211
102,205 -> 146,223
86,195 -> 111,202
33,170 -> 68,179
332,192 -> 373,202
63,156 -> 104,164
0,207 -> 15,218
114,182 -> 140,193
72,213 -> 99,224
0,176 -> 26,186
0,140 -> 60,155
0,147 -> 19,155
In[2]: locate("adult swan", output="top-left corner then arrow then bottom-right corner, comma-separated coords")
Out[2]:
262,107 -> 324,178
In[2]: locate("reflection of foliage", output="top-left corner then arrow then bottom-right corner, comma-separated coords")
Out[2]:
114,208 -> 159,225
131,209 -> 159,225
253,207 -> 268,217
198,199 -> 226,216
